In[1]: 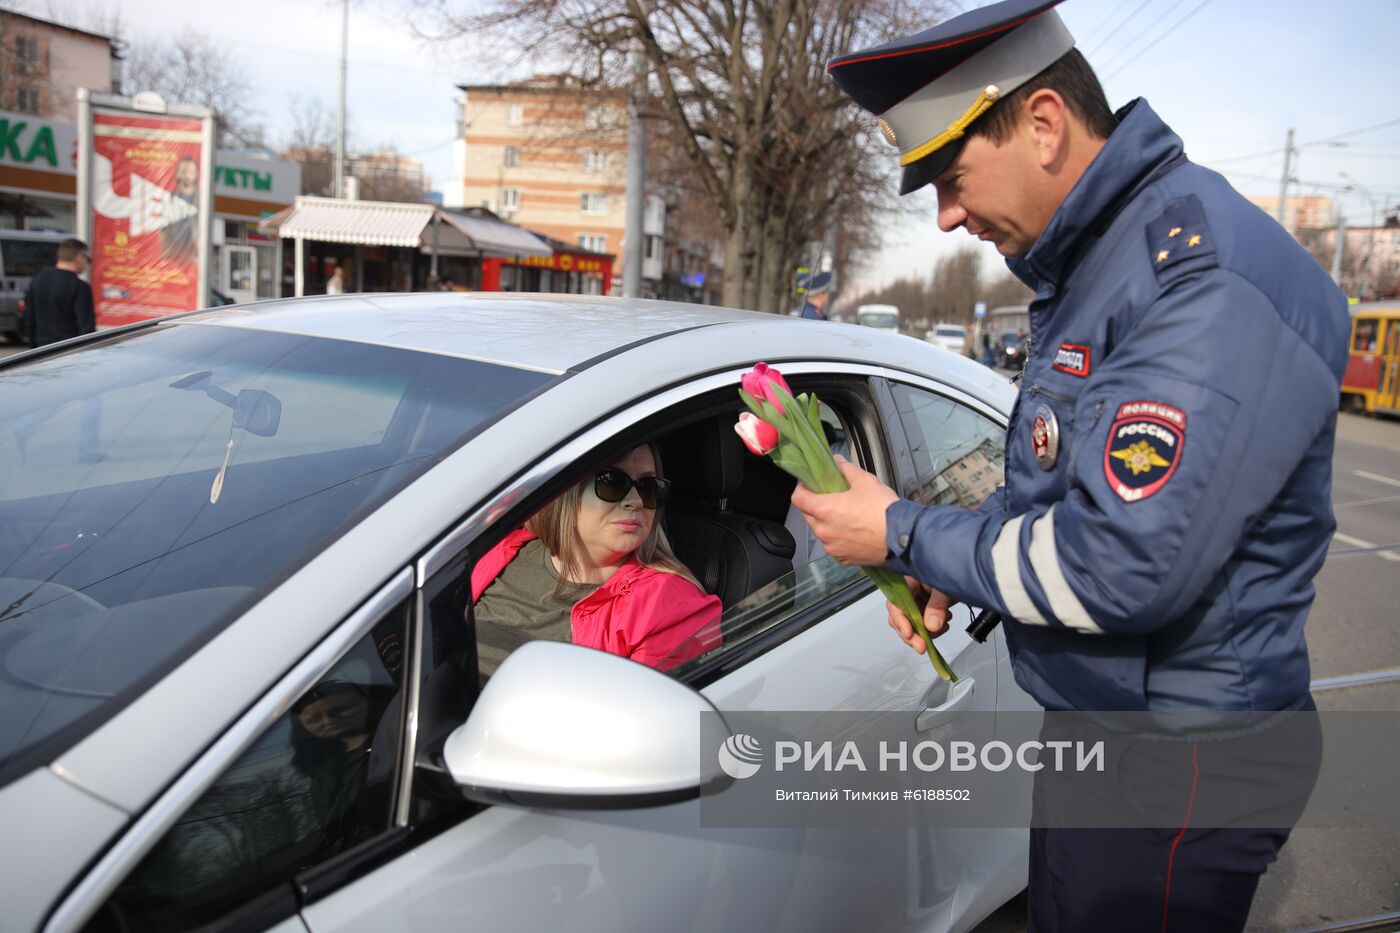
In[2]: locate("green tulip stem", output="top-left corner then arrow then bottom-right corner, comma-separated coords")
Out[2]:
738,383 -> 960,683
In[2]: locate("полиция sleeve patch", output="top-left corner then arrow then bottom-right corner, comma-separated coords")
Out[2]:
1104,401 -> 1186,502
1146,195 -> 1217,281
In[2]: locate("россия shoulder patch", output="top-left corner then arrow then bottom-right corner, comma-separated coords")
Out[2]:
1104,401 -> 1185,502
1146,195 -> 1217,281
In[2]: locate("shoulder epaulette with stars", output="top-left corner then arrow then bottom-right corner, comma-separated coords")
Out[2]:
1145,195 -> 1217,283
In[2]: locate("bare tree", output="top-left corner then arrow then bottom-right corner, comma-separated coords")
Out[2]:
123,27 -> 265,148
0,9 -> 48,116
280,95 -> 339,197
419,0 -> 939,312
353,148 -> 430,202
849,246 -> 1033,335
981,270 -> 1034,309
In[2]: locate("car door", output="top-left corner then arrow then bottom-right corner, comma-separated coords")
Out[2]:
297,363 -> 1020,933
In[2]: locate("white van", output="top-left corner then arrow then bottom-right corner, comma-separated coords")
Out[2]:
855,303 -> 900,333
0,229 -> 68,341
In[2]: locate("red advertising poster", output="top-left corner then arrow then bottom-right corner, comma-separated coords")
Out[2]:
90,111 -> 206,326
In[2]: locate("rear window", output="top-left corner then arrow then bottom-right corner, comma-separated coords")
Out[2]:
0,324 -> 553,785
1,238 -> 60,278
859,312 -> 898,329
935,326 -> 965,338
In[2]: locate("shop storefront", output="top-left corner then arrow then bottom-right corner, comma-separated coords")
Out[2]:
0,109 -> 298,303
481,238 -> 614,295
260,199 -> 597,296
209,150 -> 301,303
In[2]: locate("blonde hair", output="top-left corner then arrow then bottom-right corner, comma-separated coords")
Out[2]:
527,442 -> 703,597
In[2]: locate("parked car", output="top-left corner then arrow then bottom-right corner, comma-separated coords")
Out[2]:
925,324 -> 967,354
0,229 -> 67,341
0,293 -> 1032,933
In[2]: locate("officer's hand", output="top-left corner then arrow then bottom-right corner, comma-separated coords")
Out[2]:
886,578 -> 954,654
790,457 -> 899,566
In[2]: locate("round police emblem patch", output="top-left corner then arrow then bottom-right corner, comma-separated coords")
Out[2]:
1103,401 -> 1186,502
1031,404 -> 1059,470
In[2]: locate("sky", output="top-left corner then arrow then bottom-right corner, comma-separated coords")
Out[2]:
43,0 -> 1400,294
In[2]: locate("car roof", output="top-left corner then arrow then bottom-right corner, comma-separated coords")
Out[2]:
180,292 -> 772,375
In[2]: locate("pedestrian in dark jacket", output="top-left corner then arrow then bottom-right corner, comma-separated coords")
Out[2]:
795,0 -> 1348,929
24,238 -> 94,347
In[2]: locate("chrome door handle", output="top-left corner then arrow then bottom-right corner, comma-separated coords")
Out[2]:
915,677 -> 975,732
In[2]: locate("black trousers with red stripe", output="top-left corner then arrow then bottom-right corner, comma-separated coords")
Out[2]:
1025,699 -> 1318,933
1027,824 -> 1291,933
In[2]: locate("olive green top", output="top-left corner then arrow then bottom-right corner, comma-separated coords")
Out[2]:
474,538 -> 599,676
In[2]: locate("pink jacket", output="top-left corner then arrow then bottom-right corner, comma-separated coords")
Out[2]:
470,528 -> 722,671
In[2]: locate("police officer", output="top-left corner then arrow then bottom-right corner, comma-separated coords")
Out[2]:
789,270 -> 833,320
790,0 -> 1349,929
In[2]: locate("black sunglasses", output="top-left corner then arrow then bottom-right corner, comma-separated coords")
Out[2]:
593,468 -> 672,509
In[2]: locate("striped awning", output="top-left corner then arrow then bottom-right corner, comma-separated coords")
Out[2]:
258,197 -> 554,258
263,196 -> 434,247
438,210 -> 551,258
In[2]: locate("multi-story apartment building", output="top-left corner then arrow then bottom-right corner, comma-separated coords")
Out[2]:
445,75 -> 629,266
1246,194 -> 1335,237
0,10 -> 119,121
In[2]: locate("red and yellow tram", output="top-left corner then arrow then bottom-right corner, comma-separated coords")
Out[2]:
1342,302 -> 1400,414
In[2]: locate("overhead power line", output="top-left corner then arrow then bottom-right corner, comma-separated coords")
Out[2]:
1094,1 -> 1181,75
1204,117 -> 1400,168
1076,1 -> 1140,49
1085,0 -> 1156,59
1101,0 -> 1217,82
1307,117 -> 1400,148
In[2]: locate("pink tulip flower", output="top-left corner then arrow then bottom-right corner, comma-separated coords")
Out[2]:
734,412 -> 780,456
740,362 -> 792,414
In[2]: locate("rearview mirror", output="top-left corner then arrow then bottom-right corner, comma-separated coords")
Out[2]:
443,641 -> 728,809
232,389 -> 281,437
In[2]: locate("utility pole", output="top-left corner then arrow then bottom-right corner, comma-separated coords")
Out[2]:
335,0 -> 348,199
622,8 -> 648,299
1275,128 -> 1294,229
1330,208 -> 1346,286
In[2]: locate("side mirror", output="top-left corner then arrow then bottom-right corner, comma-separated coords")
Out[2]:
443,641 -> 727,809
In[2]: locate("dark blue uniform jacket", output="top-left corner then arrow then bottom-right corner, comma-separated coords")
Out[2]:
885,101 -> 1350,712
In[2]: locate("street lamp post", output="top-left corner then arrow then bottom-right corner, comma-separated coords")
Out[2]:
1341,173 -> 1379,301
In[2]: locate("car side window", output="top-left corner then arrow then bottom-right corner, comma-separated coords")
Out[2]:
409,550 -> 482,826
664,388 -> 888,675
889,383 -> 1005,508
87,604 -> 409,932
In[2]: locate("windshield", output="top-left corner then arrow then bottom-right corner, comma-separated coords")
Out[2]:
0,324 -> 552,785
935,327 -> 964,338
859,312 -> 898,329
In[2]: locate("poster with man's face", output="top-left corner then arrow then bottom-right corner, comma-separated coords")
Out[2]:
89,110 -> 207,326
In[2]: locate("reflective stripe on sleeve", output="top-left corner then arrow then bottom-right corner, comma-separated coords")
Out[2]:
1026,505 -> 1105,634
990,514 -> 1050,626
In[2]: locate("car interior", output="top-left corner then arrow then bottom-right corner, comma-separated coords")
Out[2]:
449,377 -> 887,686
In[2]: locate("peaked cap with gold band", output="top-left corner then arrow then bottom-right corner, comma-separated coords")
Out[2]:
827,0 -> 1074,195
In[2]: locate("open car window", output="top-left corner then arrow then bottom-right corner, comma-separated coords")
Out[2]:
662,554 -> 866,675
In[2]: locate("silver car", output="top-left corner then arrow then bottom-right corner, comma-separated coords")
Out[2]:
925,325 -> 967,355
0,293 -> 1033,933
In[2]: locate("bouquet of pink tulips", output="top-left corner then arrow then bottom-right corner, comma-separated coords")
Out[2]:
734,363 -> 958,682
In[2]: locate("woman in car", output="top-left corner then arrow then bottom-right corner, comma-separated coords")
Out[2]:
469,443 -> 721,674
